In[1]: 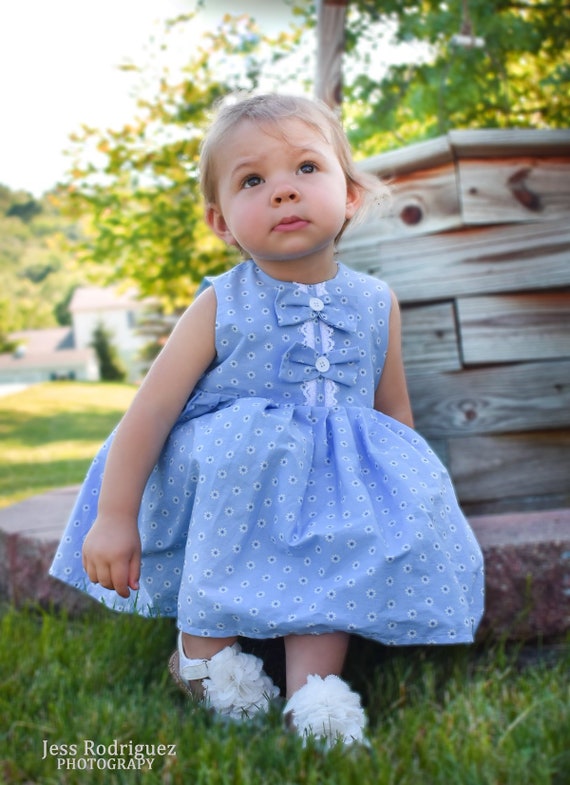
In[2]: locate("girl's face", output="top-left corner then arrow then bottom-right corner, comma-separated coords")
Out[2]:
206,118 -> 360,283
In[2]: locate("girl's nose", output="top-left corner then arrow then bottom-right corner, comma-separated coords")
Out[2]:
271,184 -> 300,206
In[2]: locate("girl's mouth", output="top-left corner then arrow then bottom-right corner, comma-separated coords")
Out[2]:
273,216 -> 309,232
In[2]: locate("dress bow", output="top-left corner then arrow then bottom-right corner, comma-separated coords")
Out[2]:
274,288 -> 358,333
279,343 -> 361,387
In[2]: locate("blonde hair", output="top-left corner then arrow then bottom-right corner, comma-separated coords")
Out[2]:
199,93 -> 387,242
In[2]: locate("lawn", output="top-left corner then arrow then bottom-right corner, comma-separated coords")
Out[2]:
0,603 -> 568,785
0,381 -> 136,508
0,382 -> 568,783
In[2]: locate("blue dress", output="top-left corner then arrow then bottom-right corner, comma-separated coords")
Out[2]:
50,261 -> 484,645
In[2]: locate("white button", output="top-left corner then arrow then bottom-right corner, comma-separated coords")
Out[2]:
315,356 -> 330,373
309,297 -> 324,312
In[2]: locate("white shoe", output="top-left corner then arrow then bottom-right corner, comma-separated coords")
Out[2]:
284,674 -> 367,747
171,633 -> 280,720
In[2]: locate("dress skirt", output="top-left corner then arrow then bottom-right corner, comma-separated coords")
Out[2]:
50,391 -> 485,646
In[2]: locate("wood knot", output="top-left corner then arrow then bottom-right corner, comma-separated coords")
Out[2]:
400,204 -> 423,225
459,400 -> 479,423
507,168 -> 542,212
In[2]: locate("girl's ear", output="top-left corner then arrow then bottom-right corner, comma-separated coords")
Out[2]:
206,205 -> 238,246
345,183 -> 361,220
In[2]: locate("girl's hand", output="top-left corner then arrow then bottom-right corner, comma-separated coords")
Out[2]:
82,516 -> 141,599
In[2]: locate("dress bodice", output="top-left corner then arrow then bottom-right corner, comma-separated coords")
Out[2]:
196,261 -> 392,408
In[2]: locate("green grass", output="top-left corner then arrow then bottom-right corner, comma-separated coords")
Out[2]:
0,604 -> 568,784
0,382 -> 136,507
0,381 -> 569,783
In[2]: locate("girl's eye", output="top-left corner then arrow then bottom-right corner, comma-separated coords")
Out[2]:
299,162 -> 316,174
242,175 -> 262,189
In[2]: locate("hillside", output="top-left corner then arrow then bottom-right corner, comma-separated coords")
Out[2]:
0,184 -> 89,349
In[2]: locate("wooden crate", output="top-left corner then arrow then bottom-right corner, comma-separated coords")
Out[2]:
340,128 -> 570,515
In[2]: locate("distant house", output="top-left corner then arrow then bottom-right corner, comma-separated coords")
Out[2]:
0,286 -> 150,386
0,327 -> 98,384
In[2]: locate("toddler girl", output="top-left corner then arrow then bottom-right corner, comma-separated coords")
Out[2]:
51,93 -> 484,746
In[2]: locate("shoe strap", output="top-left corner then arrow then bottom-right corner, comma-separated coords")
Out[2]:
178,632 -> 209,681
180,659 -> 209,681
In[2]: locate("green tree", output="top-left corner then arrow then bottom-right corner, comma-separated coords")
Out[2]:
0,186 -> 86,338
62,11 -> 304,312
0,325 -> 18,354
60,2 -> 567,310
337,0 -> 570,154
6,199 -> 42,223
90,323 -> 127,382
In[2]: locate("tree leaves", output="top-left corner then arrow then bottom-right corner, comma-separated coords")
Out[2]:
0,186 -> 86,336
58,2 -> 568,311
340,0 -> 570,153
60,13 -> 307,311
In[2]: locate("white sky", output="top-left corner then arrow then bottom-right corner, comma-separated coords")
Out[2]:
0,0 -> 301,196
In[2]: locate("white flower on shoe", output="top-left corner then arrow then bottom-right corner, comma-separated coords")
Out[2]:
203,644 -> 280,720
284,674 -> 367,746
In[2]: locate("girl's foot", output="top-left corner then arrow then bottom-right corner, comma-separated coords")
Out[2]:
284,674 -> 367,746
169,633 -> 280,720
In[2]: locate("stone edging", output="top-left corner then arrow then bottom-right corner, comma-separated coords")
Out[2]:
0,488 -> 569,640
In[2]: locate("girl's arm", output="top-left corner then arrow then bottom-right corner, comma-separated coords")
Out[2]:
373,289 -> 414,428
82,286 -> 218,598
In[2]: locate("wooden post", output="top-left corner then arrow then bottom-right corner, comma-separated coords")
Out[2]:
315,0 -> 348,111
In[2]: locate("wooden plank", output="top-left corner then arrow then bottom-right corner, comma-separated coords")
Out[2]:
401,302 -> 461,372
459,158 -> 570,225
381,164 -> 462,239
358,128 -> 570,175
447,431 -> 570,504
341,219 -> 570,304
448,128 -> 570,157
457,293 -> 570,365
462,493 -> 570,516
408,359 -> 570,437
358,135 -> 453,177
345,164 -> 461,241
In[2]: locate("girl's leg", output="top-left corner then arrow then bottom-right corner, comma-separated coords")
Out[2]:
173,631 -> 280,716
181,632 -> 237,659
179,632 -> 238,699
283,632 -> 367,745
284,632 -> 350,697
